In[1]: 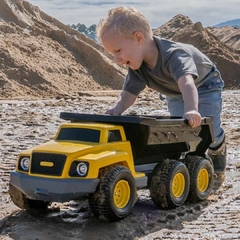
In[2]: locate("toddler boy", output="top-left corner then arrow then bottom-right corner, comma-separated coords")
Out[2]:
96,6 -> 226,176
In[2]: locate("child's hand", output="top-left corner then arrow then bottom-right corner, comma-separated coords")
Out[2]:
105,106 -> 122,115
184,110 -> 202,128
104,90 -> 137,115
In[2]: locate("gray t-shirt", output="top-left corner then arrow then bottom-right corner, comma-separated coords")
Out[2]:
123,36 -> 214,97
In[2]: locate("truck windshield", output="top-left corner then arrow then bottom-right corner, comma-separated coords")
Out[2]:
56,128 -> 100,142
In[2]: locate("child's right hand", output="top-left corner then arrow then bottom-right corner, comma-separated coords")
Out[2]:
184,110 -> 202,128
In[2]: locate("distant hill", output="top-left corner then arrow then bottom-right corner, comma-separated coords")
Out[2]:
214,19 -> 240,28
71,23 -> 97,41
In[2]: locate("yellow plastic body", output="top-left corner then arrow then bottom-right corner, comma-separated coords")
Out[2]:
16,122 -> 145,179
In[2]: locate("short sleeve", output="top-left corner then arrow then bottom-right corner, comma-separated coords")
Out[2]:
123,69 -> 146,96
166,49 -> 199,81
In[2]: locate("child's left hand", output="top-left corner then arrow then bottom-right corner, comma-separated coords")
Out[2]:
184,110 -> 202,128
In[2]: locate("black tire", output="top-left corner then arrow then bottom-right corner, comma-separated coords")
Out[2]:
88,184 -> 101,218
9,184 -> 50,211
88,165 -> 137,221
183,155 -> 214,202
150,159 -> 190,209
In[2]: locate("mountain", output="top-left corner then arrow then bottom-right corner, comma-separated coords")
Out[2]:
214,19 -> 240,28
71,23 -> 97,42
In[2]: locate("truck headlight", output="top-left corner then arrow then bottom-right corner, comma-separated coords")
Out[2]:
76,162 -> 88,176
69,161 -> 89,177
19,157 -> 30,171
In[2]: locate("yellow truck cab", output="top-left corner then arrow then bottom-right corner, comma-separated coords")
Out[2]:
9,113 -> 215,221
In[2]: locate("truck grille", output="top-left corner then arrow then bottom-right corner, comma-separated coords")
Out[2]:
31,152 -> 67,176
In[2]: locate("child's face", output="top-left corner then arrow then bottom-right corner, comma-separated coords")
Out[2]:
102,29 -> 145,70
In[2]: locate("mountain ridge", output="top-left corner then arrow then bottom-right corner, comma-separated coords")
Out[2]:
214,19 -> 240,28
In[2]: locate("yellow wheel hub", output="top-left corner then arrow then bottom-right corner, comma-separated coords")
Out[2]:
172,173 -> 185,198
113,180 -> 130,208
198,168 -> 209,192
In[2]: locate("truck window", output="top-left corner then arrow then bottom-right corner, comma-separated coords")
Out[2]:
108,130 -> 122,142
56,128 -> 100,142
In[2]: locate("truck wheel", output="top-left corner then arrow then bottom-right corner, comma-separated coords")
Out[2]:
9,184 -> 50,211
88,165 -> 137,221
88,185 -> 101,217
150,160 -> 190,209
183,156 -> 214,202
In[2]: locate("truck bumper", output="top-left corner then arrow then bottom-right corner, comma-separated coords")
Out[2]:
10,171 -> 99,202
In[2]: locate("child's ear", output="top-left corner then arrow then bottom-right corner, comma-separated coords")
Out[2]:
134,31 -> 145,44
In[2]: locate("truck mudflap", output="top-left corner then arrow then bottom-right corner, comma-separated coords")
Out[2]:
10,171 -> 99,202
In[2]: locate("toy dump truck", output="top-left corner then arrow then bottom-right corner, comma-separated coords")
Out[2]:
9,112 -> 215,221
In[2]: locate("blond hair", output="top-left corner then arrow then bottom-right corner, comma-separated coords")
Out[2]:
96,6 -> 152,43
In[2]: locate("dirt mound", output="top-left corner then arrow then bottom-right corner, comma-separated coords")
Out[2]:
153,14 -> 194,39
207,26 -> 240,51
0,0 -> 126,99
153,14 -> 240,89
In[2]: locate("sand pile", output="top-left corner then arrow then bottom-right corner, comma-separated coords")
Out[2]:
0,0 -> 126,99
207,25 -> 240,51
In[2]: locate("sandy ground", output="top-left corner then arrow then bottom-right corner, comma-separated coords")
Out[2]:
0,89 -> 240,240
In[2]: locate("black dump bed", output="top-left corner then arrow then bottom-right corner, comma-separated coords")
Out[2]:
60,112 -> 214,160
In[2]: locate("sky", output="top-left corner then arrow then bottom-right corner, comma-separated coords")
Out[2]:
27,0 -> 239,28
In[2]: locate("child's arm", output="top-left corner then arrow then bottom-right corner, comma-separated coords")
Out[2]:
105,90 -> 137,115
178,74 -> 202,128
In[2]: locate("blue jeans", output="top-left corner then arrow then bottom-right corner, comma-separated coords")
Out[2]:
166,67 -> 225,149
